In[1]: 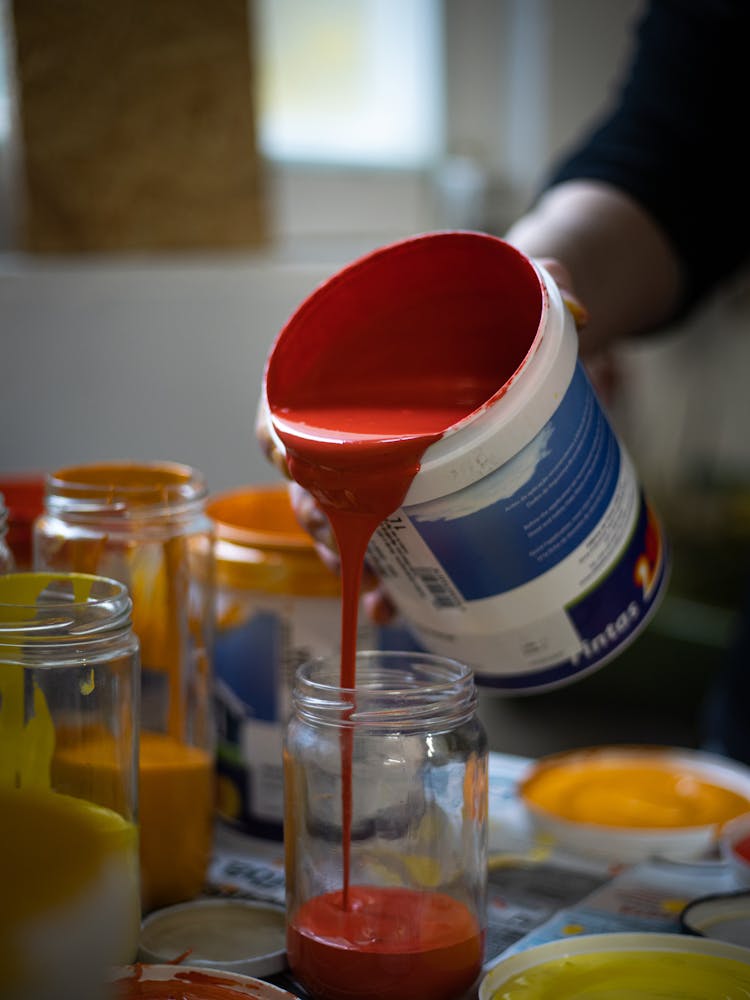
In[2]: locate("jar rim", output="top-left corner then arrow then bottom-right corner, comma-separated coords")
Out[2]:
293,650 -> 477,729
44,460 -> 207,518
0,572 -> 132,640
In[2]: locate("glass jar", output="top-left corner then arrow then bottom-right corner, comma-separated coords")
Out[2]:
284,650 -> 488,1000
33,461 -> 216,912
0,492 -> 14,573
0,571 -> 140,1000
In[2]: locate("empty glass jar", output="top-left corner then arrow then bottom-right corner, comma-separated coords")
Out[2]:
284,650 -> 488,1000
0,571 -> 140,1000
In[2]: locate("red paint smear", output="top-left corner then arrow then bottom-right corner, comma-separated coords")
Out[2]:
115,967 -> 266,999
735,833 -> 750,862
287,886 -> 483,1000
266,234 -> 540,971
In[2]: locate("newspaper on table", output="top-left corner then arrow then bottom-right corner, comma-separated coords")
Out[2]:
206,751 -> 744,974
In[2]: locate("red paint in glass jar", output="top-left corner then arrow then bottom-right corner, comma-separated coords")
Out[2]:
287,886 -> 483,1000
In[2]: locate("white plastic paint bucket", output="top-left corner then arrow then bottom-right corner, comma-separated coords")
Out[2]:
262,231 -> 669,693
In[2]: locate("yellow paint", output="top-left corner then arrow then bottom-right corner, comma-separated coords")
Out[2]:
0,786 -> 139,988
522,754 -> 750,828
53,729 -> 215,913
0,574 -> 140,989
562,923 -> 585,936
489,950 -> 750,998
661,897 -> 689,915
0,668 -> 54,790
0,573 -> 94,792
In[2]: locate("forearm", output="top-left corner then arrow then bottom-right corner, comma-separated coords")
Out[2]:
504,180 -> 684,357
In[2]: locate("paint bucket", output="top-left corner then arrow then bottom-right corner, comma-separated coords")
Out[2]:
261,231 -> 669,693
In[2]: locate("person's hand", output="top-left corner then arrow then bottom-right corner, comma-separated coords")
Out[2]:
535,257 -> 589,335
536,256 -> 622,407
255,402 -> 397,624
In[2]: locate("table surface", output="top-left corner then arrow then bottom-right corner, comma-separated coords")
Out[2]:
202,751 -> 747,997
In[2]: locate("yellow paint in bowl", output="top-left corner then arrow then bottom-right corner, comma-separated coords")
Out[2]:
521,747 -> 750,829
488,949 -> 750,998
479,933 -> 750,1000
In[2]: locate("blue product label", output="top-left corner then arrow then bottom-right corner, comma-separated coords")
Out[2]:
406,364 -> 619,599
474,494 -> 668,690
215,610 -> 281,722
368,361 -> 669,690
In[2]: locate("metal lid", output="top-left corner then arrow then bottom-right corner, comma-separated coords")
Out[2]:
680,891 -> 750,948
138,898 -> 287,978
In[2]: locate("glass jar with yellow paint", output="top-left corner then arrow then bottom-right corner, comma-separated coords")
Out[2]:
0,571 -> 140,1000
33,461 -> 216,913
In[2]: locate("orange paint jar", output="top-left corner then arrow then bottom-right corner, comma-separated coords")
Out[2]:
33,461 -> 216,912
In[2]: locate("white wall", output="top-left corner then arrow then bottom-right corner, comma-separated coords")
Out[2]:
2,0 -> 748,508
1,255 -> 337,494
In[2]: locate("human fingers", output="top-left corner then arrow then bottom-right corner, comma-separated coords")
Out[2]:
288,482 -> 337,560
288,482 -> 397,625
255,400 -> 291,480
535,257 -> 589,330
362,584 -> 397,626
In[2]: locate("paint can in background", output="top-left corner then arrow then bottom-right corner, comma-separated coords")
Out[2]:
261,231 -> 669,694
207,484 -> 420,840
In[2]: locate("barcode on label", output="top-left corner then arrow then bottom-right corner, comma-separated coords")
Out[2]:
415,567 -> 463,609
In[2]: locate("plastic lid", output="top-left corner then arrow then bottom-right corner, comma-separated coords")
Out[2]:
206,484 -> 314,549
680,891 -> 750,948
138,898 -> 287,978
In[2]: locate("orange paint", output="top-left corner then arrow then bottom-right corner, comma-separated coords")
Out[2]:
287,887 -> 484,1000
53,729 -> 214,912
138,732 -> 215,911
522,752 -> 750,829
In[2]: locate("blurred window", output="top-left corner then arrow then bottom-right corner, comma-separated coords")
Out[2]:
256,0 -> 442,168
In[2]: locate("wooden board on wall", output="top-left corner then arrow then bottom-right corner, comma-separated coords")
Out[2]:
10,0 -> 267,252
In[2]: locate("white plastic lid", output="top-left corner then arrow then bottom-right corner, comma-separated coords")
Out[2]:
138,898 -> 287,978
680,891 -> 750,948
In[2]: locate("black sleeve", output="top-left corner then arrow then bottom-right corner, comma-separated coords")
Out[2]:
544,0 -> 750,313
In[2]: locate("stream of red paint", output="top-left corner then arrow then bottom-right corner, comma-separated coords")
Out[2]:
266,234 -> 542,998
272,401 -> 470,901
